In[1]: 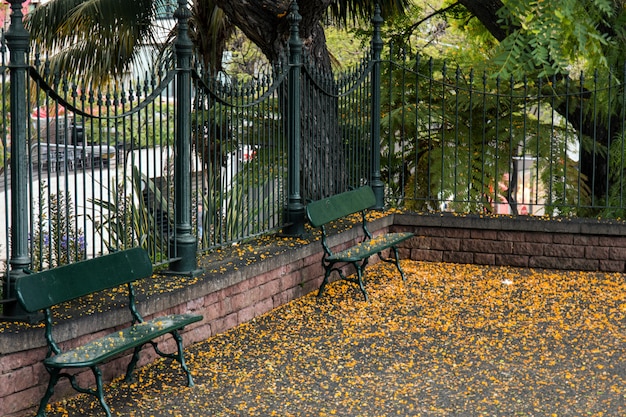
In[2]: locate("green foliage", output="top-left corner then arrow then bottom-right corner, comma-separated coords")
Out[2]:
594,131 -> 626,218
31,183 -> 87,271
89,166 -> 171,263
26,0 -> 158,85
474,0 -> 616,78
326,26 -> 369,70
222,28 -> 271,79
221,167 -> 262,241
0,140 -> 8,174
381,53 -> 590,215
68,97 -> 176,149
195,146 -> 285,247
26,0 -> 410,86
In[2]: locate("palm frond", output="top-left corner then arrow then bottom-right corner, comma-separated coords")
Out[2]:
26,0 -> 158,84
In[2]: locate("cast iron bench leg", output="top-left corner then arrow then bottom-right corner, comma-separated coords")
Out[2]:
125,345 -> 142,382
378,246 -> 407,282
354,263 -> 368,301
172,331 -> 195,387
392,247 -> 407,282
36,368 -> 61,417
92,366 -> 112,417
317,267 -> 333,298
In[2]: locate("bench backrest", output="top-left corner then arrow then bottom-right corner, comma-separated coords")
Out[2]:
16,247 -> 153,313
307,186 -> 376,227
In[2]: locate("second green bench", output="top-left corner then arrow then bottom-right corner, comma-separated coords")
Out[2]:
306,186 -> 414,301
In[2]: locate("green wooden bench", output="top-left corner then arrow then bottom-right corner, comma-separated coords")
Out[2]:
15,247 -> 203,417
306,186 -> 414,301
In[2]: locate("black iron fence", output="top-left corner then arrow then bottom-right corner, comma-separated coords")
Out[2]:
191,69 -> 289,249
23,65 -> 180,267
3,1 -> 626,316
382,50 -> 626,219
0,1 -> 383,317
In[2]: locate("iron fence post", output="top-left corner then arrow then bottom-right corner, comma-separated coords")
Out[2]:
284,1 -> 305,236
167,0 -> 201,275
2,0 -> 32,319
370,4 -> 385,209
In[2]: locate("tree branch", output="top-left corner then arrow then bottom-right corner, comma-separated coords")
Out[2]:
402,1 -> 462,39
456,0 -> 509,41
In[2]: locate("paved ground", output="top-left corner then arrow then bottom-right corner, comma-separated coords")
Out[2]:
46,260 -> 626,416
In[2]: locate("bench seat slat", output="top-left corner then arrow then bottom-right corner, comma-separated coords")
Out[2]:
327,232 -> 414,262
44,314 -> 202,368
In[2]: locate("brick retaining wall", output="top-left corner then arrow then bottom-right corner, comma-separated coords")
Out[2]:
2,213 -> 626,416
394,213 -> 626,273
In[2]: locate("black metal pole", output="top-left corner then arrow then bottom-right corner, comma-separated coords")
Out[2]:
283,1 -> 305,236
167,0 -> 201,275
370,4 -> 385,209
2,0 -> 32,319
